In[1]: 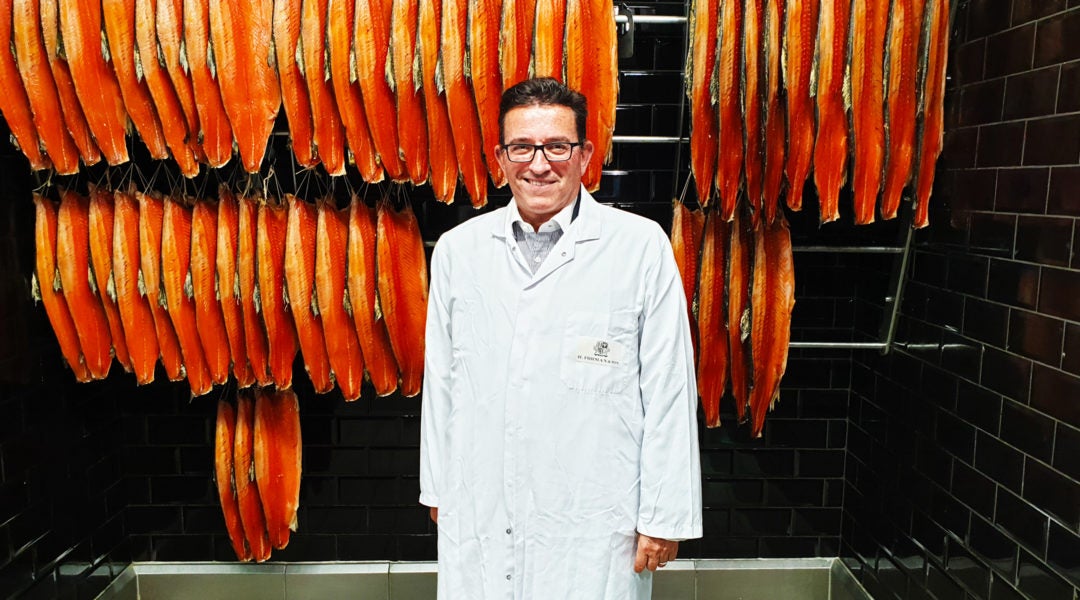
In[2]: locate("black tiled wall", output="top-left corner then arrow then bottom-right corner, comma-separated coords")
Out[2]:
843,2 -> 1080,599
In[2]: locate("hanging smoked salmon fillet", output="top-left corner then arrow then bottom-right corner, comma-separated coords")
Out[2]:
185,0 -> 234,168
500,0 -> 537,91
327,0 -> 383,181
913,0 -> 947,229
441,0 -> 488,207
215,399 -> 252,562
162,196 -> 213,396
135,0 -> 199,176
347,196 -> 399,397
670,199 -> 705,357
12,0 -> 79,173
40,0 -> 102,166
762,0 -> 785,225
299,0 -> 345,176
355,0 -> 407,181
532,0 -> 566,80
102,0 -> 168,160
210,0 -> 280,173
112,187 -> 159,385
57,190 -> 112,380
191,200 -> 231,386
714,0 -> 744,221
34,194 -> 90,381
254,387 -> 302,550
234,389 -> 272,562
376,200 -> 427,397
565,0 -> 617,192
696,209 -> 728,428
782,0 -> 818,212
88,186 -> 133,374
686,0 -> 719,207
58,0 -> 129,166
727,208 -> 753,423
237,194 -> 272,386
418,0 -> 458,203
158,0 -> 205,163
137,191 -> 185,380
257,201 -> 299,389
0,0 -> 49,170
812,0 -> 851,224
390,0 -> 429,185
216,188 -> 254,387
284,196 -> 332,394
851,0 -> 889,225
469,0 -> 506,188
880,0 -> 925,221
317,198 -> 368,401
742,0 -> 765,218
749,214 -> 794,438
274,0 -> 316,168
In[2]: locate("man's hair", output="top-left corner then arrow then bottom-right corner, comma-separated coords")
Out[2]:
499,78 -> 588,145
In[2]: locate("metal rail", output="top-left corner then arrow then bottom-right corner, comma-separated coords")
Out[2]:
793,246 -> 904,254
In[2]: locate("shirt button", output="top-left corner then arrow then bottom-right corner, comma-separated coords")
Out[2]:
561,252 -> 566,256
533,256 -> 541,263
506,574 -> 512,580
506,528 -> 512,534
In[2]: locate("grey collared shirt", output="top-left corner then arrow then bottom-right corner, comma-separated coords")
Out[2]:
509,196 -> 578,274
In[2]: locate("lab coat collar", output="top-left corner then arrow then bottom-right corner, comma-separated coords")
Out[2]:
493,185 -> 602,242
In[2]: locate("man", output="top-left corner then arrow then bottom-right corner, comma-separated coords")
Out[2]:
420,78 -> 702,599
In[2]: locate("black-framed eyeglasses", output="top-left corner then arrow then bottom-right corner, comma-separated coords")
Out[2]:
501,142 -> 582,163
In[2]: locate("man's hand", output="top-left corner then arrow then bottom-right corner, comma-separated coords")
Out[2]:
429,507 -> 438,523
633,533 -> 678,573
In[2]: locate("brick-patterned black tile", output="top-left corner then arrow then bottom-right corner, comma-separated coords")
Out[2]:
765,479 -> 825,507
1053,423 -> 1080,481
989,572 -> 1027,600
975,430 -> 1024,491
1024,115 -> 1080,165
1031,364 -> 1080,427
1064,323 -> 1080,376
1046,166 -> 1080,215
791,507 -> 841,536
1017,548 -> 1076,600
981,348 -> 1033,403
731,449 -> 795,477
937,410 -> 978,464
876,554 -> 910,599
1073,220 -> 1080,269
967,0 -> 1016,39
1034,10 -> 1080,67
933,487 -> 973,540
766,419 -> 828,448
1023,458 -> 1080,528
369,506 -> 431,535
963,298 -> 1009,347
927,560 -> 966,600
337,534 -> 395,560
146,416 -> 208,446
1046,521 -> 1080,588
125,505 -> 181,535
976,122 -> 1025,167
1007,310 -> 1064,367
1038,266 -> 1080,321
911,509 -> 947,563
703,480 -> 764,506
959,38 -> 989,85
996,167 -> 1050,214
956,380 -> 1002,434
995,488 -> 1048,554
1013,0 -> 1069,24
1059,61 -> 1080,113
701,535 -> 757,557
1001,400 -> 1055,461
1004,66 -> 1060,120
731,508 -> 791,536
1016,215 -> 1074,267
305,506 -> 367,534
987,25 -> 1037,78
968,212 -> 1016,255
988,258 -> 1040,309
267,533 -> 339,561
951,168 -> 998,213
949,253 -> 991,297
969,515 -> 1018,579
149,476 -> 213,505
951,459 -> 997,517
946,538 -> 992,597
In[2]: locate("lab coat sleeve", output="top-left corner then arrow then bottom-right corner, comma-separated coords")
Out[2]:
635,228 -> 703,541
419,241 -> 452,508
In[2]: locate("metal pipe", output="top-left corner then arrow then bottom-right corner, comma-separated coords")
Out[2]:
789,342 -> 888,350
793,246 -> 904,254
613,135 -> 687,143
614,14 -> 686,25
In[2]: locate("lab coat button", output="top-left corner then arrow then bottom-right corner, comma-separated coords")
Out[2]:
506,574 -> 512,580
506,528 -> 512,534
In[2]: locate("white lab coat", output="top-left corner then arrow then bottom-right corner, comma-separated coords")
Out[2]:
420,188 -> 703,600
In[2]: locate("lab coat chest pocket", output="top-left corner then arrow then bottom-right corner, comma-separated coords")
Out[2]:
559,310 -> 639,394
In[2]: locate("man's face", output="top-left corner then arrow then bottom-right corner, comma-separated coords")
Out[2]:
496,104 -> 594,227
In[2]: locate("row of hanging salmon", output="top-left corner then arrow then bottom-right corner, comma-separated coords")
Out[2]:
32,185 -> 428,398
687,0 -> 949,228
0,0 -> 618,205
671,201 -> 794,437
215,388 -> 302,561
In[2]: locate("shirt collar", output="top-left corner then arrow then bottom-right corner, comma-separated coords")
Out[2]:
508,192 -> 579,234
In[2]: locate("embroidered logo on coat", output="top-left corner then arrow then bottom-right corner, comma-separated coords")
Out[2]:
575,337 -> 624,366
